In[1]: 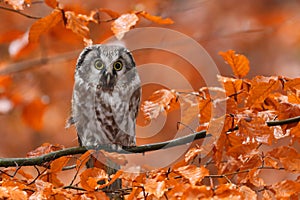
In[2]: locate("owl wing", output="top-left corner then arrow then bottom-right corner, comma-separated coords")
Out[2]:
129,87 -> 141,119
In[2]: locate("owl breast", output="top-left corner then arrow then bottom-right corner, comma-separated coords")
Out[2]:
72,72 -> 140,147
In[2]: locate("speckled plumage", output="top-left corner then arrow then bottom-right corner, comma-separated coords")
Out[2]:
71,44 -> 141,149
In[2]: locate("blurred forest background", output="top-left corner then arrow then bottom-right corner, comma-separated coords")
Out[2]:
0,0 -> 300,158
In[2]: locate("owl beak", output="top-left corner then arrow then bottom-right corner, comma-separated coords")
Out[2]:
106,73 -> 111,86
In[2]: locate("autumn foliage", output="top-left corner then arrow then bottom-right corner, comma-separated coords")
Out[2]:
0,0 -> 300,200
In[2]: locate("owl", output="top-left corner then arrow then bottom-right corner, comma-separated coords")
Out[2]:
70,44 -> 141,158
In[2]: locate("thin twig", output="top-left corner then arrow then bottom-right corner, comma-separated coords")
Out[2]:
63,185 -> 86,191
0,5 -> 41,19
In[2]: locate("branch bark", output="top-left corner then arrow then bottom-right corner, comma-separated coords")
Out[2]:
0,130 -> 207,167
0,116 -> 299,168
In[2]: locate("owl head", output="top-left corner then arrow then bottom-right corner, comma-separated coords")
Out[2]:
75,44 -> 137,91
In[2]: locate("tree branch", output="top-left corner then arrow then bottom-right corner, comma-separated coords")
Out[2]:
0,130 -> 208,168
0,116 -> 299,168
266,115 -> 300,126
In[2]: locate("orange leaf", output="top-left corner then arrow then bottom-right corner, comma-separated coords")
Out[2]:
284,77 -> 300,91
219,50 -> 250,78
238,115 -> 274,145
41,172 -> 63,188
248,168 -> 265,187
198,97 -> 211,123
96,170 -> 123,190
44,0 -> 58,8
264,156 -> 279,169
287,91 -> 300,104
50,156 -> 71,173
272,180 -> 300,199
217,75 -> 249,106
16,168 -> 33,180
227,143 -> 258,160
22,98 -> 48,131
64,11 -> 92,45
246,76 -> 281,108
27,143 -> 64,157
267,146 -> 300,172
29,9 -> 63,43
214,183 -> 241,198
111,13 -> 139,40
239,186 -> 257,200
267,146 -> 299,159
280,157 -> 300,172
182,185 -> 213,199
0,186 -> 27,200
80,168 -> 108,191
144,179 -> 166,199
140,89 -> 179,123
138,11 -> 174,24
185,147 -> 202,163
76,150 -> 95,171
175,165 -> 209,185
262,190 -> 273,200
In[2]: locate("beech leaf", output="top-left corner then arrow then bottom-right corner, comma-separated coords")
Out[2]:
80,168 -> 108,191
138,11 -> 174,24
29,9 -> 63,43
27,143 -> 64,157
247,76 -> 282,108
219,50 -> 250,78
175,165 -> 209,185
140,89 -> 179,123
272,180 -> 300,198
111,13 -> 139,40
144,179 -> 166,198
50,156 -> 71,173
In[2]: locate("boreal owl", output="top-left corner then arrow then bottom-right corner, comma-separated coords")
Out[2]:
70,44 -> 141,166
70,44 -> 140,197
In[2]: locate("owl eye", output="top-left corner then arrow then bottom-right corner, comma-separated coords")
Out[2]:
113,61 -> 123,71
94,59 -> 104,70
